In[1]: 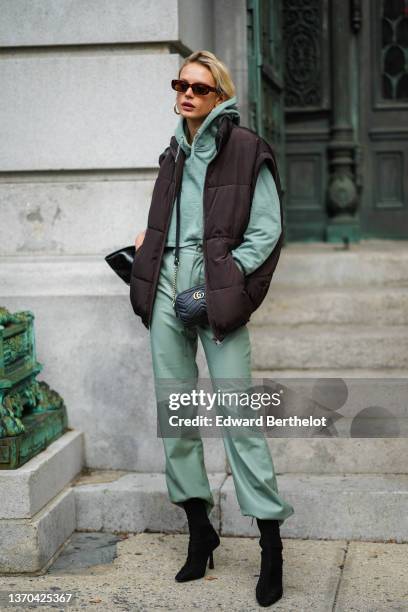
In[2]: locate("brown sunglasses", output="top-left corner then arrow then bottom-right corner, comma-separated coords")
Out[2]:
171,79 -> 221,96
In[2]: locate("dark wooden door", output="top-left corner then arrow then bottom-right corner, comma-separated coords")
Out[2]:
359,0 -> 408,238
278,0 -> 331,242
248,0 -> 408,241
247,0 -> 286,191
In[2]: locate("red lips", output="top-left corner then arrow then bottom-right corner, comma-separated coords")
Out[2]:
182,102 -> 195,108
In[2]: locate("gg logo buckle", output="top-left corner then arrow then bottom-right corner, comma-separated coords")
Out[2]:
193,290 -> 204,300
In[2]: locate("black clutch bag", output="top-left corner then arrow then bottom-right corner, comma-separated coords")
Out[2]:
105,245 -> 135,285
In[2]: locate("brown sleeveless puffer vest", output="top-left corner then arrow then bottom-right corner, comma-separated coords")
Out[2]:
129,115 -> 284,343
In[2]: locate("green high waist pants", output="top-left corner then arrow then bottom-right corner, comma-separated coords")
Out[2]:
149,243 -> 294,526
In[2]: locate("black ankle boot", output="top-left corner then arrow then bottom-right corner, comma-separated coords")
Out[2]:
255,518 -> 284,607
175,498 -> 220,582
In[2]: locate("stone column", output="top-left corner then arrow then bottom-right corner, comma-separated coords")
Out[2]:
326,0 -> 360,243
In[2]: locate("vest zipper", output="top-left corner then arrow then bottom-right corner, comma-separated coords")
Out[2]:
202,148 -> 225,346
147,144 -> 182,328
147,125 -> 228,345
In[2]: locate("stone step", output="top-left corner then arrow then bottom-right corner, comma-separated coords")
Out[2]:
74,472 -> 226,533
235,374 -> 408,474
274,240 -> 408,288
249,370 -> 408,474
1,241 -> 408,297
250,324 -> 408,370
0,430 -> 83,573
221,473 -> 408,542
0,255 -> 121,297
251,286 -> 408,326
72,471 -> 408,542
0,486 -> 76,574
252,368 -> 408,377
0,430 -> 83,519
253,439 -> 408,475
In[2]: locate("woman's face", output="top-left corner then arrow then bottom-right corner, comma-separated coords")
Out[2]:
176,62 -> 226,121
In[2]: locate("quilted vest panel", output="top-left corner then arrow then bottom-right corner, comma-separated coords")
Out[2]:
129,116 -> 284,342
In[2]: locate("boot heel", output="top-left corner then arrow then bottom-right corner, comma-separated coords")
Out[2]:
208,550 -> 214,569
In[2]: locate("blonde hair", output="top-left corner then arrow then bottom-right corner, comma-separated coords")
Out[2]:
178,50 -> 236,99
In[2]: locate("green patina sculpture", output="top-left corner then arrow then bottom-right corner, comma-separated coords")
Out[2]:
0,306 -> 68,469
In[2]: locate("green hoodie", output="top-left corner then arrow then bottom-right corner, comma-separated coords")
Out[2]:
165,95 -> 281,277
166,96 -> 240,248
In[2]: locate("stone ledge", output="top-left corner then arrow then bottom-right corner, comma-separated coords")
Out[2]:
220,473 -> 408,542
0,486 -> 76,573
0,1 -> 178,47
251,286 -> 408,326
0,257 -> 125,297
251,324 -> 408,370
74,471 -> 227,533
245,438 -> 408,475
73,471 -> 408,543
0,430 -> 84,519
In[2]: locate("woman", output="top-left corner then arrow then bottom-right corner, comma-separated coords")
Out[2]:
132,50 -> 294,607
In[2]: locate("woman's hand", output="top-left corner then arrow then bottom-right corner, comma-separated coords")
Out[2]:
135,229 -> 146,251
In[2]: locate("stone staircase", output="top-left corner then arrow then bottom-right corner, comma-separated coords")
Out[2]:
250,240 -> 408,372
69,241 -> 408,544
246,240 -> 408,542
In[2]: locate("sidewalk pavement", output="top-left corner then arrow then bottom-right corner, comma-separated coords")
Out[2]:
0,532 -> 407,611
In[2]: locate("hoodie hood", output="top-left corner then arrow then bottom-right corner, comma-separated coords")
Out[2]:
174,95 -> 240,159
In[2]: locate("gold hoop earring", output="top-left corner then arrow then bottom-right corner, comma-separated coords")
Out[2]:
174,103 -> 180,115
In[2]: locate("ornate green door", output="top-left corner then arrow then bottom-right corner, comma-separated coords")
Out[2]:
247,0 -> 286,191
359,0 -> 408,238
248,0 -> 408,242
279,0 -> 333,243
